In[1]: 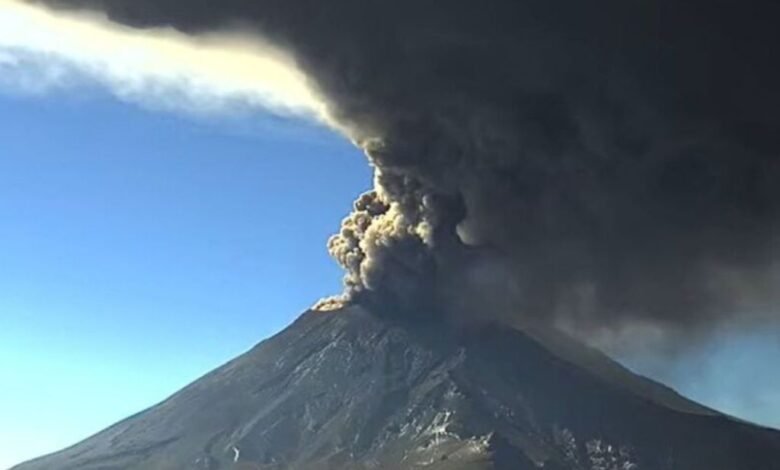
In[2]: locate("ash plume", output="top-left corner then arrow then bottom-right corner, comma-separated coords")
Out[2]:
27,0 -> 780,345
0,0 -> 326,119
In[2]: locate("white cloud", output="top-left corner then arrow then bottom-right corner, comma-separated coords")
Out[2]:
0,0 -> 328,120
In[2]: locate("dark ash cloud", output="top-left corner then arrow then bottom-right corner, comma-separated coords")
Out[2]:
30,0 -> 780,344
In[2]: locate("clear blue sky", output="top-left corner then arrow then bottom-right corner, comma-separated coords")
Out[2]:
0,90 -> 369,468
1,87 -> 778,469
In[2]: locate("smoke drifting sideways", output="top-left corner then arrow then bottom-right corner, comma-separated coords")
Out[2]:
27,0 -> 780,349
0,0 -> 327,119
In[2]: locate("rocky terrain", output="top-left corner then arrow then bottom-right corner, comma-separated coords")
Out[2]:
14,305 -> 780,469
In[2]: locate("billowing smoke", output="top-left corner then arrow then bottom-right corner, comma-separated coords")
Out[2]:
26,0 -> 780,345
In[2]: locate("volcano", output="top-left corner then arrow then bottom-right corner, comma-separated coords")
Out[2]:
13,305 -> 780,469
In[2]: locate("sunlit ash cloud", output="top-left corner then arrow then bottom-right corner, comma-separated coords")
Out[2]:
0,0 -> 327,118
11,0 -> 780,352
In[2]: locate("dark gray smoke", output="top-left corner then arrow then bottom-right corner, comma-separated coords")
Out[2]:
30,0 -> 780,344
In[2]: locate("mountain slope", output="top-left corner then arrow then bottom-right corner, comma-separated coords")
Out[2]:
14,305 -> 780,469
519,324 -> 717,417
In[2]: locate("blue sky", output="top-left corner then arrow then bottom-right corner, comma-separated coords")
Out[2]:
1,67 -> 779,469
0,90 -> 369,468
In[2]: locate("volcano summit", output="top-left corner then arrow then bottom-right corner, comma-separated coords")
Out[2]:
14,306 -> 780,470
10,0 -> 780,468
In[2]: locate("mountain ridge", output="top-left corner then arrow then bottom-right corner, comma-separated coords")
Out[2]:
14,305 -> 780,469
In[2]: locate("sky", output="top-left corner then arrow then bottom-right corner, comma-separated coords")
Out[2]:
0,89 -> 369,469
0,2 -> 778,468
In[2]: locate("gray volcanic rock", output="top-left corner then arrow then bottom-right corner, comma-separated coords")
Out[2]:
14,306 -> 780,469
